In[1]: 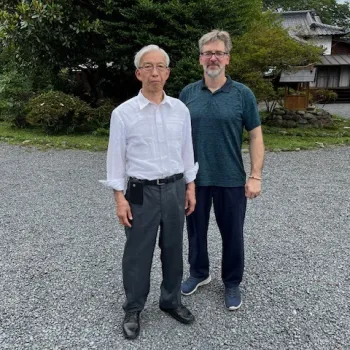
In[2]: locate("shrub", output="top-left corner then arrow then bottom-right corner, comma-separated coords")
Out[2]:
0,69 -> 35,126
92,128 -> 109,136
90,99 -> 115,130
26,91 -> 93,134
310,89 -> 338,105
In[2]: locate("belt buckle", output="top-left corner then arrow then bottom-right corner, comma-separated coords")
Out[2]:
156,178 -> 165,185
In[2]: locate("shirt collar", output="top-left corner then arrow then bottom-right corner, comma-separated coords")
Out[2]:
200,75 -> 232,93
137,90 -> 173,110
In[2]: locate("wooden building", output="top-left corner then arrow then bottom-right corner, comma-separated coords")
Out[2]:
280,10 -> 350,102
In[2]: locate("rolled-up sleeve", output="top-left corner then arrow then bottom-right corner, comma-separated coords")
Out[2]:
100,109 -> 127,191
182,107 -> 198,184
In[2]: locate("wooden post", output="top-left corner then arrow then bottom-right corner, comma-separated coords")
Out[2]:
306,83 -> 310,108
284,86 -> 288,108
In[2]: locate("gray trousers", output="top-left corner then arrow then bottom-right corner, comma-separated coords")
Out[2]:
122,177 -> 186,312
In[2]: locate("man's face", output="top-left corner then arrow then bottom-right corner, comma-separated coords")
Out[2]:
199,40 -> 230,78
135,51 -> 170,93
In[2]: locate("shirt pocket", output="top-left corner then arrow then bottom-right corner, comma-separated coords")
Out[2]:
167,120 -> 183,142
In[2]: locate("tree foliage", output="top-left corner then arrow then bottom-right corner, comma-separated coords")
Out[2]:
0,45 -> 54,125
0,0 -> 262,101
228,12 -> 322,111
1,0 -> 329,117
263,0 -> 350,28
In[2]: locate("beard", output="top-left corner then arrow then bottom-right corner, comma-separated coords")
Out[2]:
205,64 -> 223,78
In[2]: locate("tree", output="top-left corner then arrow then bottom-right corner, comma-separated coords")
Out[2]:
0,0 -> 263,102
228,12 -> 322,111
0,44 -> 55,125
263,0 -> 350,28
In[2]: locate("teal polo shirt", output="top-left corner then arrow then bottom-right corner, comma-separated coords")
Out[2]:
179,76 -> 261,187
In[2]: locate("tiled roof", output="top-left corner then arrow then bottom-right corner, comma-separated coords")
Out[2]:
280,10 -> 349,37
316,55 -> 350,65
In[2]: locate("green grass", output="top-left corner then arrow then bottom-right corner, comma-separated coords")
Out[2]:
1,116 -> 350,152
0,121 -> 108,151
243,116 -> 350,151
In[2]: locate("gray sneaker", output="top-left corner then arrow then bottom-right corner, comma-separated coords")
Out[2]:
181,275 -> 211,295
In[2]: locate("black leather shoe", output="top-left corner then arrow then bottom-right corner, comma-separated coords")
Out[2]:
122,311 -> 141,339
160,304 -> 195,324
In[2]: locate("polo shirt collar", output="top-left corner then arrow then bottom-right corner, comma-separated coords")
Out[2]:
200,75 -> 232,93
137,90 -> 172,110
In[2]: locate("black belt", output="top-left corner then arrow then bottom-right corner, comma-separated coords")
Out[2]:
130,173 -> 183,186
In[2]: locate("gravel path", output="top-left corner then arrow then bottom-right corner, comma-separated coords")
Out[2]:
315,104 -> 350,119
1,143 -> 349,350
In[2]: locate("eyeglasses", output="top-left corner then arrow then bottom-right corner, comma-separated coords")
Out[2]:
200,51 -> 228,59
138,64 -> 168,72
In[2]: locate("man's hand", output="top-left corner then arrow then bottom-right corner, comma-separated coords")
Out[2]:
245,177 -> 262,199
185,181 -> 196,216
114,190 -> 133,227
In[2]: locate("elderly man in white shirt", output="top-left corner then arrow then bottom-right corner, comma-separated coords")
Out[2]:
102,45 -> 198,339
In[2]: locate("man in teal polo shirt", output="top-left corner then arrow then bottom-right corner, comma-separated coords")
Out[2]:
180,29 -> 264,310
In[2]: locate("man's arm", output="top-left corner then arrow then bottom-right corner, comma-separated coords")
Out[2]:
181,106 -> 198,215
245,125 -> 264,199
104,109 -> 133,225
106,110 -> 126,189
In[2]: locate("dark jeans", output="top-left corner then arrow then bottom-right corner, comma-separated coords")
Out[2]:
186,186 -> 247,288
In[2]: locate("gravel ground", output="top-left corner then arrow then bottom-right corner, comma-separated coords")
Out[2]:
1,143 -> 349,350
315,104 -> 350,119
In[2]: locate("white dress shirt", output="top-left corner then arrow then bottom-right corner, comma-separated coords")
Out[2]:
101,91 -> 198,191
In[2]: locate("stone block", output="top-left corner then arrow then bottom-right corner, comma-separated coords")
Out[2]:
309,119 -> 319,125
274,109 -> 286,115
304,113 -> 316,120
286,120 -> 297,128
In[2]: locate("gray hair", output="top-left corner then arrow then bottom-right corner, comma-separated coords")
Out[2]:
198,30 -> 232,53
134,45 -> 170,68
